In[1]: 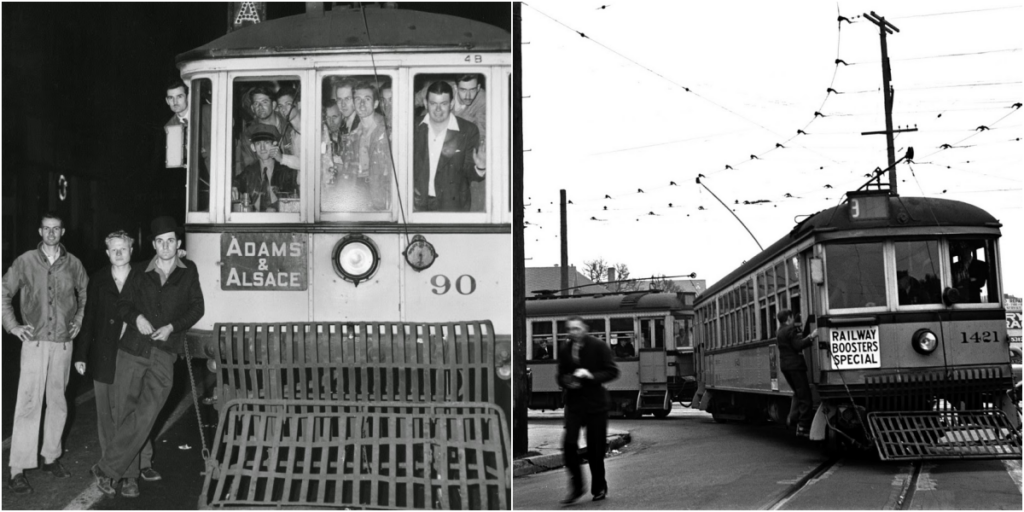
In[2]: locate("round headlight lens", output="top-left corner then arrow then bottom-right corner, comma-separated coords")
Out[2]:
912,329 -> 939,355
332,234 -> 380,286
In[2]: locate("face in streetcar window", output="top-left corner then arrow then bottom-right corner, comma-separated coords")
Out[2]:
231,79 -> 302,213
950,240 -> 996,304
414,74 -> 487,212
174,78 -> 212,213
321,76 -> 394,213
826,243 -> 887,310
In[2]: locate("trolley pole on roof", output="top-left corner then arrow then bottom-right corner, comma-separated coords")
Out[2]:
512,1 -> 529,457
860,11 -> 917,195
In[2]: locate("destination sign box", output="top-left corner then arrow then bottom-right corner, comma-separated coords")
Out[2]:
221,233 -> 307,290
829,326 -> 881,370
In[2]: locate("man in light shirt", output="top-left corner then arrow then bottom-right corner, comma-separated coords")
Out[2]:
412,81 -> 486,212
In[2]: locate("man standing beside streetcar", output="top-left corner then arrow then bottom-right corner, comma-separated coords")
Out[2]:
2,212 -> 88,494
557,317 -> 619,504
74,230 -> 162,493
92,217 -> 204,498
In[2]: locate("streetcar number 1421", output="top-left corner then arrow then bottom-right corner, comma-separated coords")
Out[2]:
960,331 -> 999,343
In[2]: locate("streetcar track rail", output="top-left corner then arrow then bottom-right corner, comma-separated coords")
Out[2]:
893,461 -> 923,510
763,457 -> 841,510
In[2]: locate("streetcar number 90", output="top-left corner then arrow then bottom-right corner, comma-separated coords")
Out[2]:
960,331 -> 999,343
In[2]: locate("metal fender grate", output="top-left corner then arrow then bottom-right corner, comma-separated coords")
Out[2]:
867,410 -> 1022,461
212,322 -> 498,406
201,399 -> 510,509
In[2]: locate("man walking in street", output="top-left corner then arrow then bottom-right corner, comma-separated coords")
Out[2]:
776,309 -> 818,437
557,317 -> 619,504
92,216 -> 204,498
2,212 -> 89,494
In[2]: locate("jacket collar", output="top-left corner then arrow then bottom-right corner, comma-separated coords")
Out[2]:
36,242 -> 65,263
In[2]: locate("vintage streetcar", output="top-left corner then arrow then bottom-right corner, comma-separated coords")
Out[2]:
692,188 -> 1021,460
167,5 -> 511,508
525,291 -> 697,418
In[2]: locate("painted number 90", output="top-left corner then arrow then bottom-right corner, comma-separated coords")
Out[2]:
431,274 -> 477,295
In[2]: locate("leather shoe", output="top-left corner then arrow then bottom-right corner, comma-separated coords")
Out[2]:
560,489 -> 584,505
140,467 -> 162,481
121,477 -> 140,498
592,489 -> 607,501
9,473 -> 32,494
91,465 -> 116,496
41,460 -> 71,478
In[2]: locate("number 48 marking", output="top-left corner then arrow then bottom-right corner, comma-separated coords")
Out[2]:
431,274 -> 477,295
465,55 -> 483,63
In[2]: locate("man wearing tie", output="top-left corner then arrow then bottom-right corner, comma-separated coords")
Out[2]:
557,317 -> 619,504
233,125 -> 299,212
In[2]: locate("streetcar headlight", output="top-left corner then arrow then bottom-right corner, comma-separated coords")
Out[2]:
496,345 -> 511,381
332,234 -> 380,286
912,329 -> 939,355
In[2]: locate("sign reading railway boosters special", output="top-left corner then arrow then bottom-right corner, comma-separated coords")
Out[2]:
830,326 -> 881,369
221,233 -> 307,290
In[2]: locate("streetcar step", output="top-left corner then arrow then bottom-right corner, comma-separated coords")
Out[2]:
867,410 -> 1022,461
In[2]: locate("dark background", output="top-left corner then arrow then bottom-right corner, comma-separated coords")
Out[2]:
1,1 -> 509,442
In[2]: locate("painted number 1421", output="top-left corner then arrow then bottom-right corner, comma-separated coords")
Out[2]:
960,331 -> 999,343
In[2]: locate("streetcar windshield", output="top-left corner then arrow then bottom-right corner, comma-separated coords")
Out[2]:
950,238 -> 999,304
320,74 -> 394,213
825,242 -> 887,310
895,240 -> 942,306
231,76 -> 302,214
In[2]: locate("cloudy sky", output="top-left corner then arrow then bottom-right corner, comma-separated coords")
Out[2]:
521,0 -> 1023,295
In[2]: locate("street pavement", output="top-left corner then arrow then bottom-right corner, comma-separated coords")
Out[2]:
2,358 -> 214,510
513,404 -> 1023,509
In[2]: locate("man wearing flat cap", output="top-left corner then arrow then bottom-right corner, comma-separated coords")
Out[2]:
234,124 -> 300,212
91,216 -> 204,498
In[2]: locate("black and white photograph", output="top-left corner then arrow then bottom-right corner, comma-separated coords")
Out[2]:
3,2 -> 511,509
512,0 -> 1022,509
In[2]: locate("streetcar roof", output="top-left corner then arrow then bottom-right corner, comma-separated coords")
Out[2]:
178,7 -> 510,64
526,291 -> 692,317
699,195 -> 1001,301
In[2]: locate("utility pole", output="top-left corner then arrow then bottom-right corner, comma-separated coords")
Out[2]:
860,11 -> 916,195
560,189 -> 568,295
512,1 -> 528,458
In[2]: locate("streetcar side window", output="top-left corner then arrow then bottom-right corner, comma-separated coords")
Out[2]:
609,318 -> 636,358
530,320 -> 554,360
949,239 -> 998,304
187,78 -> 212,213
230,77 -> 302,213
675,318 -> 692,348
825,242 -> 887,310
320,75 -> 394,213
895,240 -> 942,306
413,73 -> 487,213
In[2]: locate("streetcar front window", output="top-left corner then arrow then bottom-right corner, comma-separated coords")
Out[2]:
320,75 -> 394,213
895,240 -> 942,306
949,239 -> 998,304
413,73 -> 488,213
825,242 -> 887,310
230,76 -> 302,213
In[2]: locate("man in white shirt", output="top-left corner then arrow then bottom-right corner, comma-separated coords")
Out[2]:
412,81 -> 486,212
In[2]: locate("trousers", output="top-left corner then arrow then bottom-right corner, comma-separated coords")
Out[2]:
563,410 -> 608,496
94,380 -> 154,477
9,341 -> 72,472
98,349 -> 175,479
782,368 -> 815,429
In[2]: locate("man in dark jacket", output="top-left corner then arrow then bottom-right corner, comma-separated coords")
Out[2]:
73,230 -> 159,499
776,309 -> 818,437
413,80 -> 486,212
91,217 -> 204,497
557,317 -> 619,504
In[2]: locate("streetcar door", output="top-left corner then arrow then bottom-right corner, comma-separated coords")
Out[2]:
639,317 -> 667,384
